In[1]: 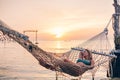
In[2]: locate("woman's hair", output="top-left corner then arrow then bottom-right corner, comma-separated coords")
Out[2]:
85,49 -> 92,60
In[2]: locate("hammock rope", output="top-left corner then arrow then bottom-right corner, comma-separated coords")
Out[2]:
0,16 -> 116,78
0,20 -> 94,77
60,17 -> 116,78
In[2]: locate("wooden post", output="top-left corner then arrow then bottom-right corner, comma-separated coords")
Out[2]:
56,71 -> 58,80
78,76 -> 81,80
35,30 -> 38,44
109,0 -> 120,78
23,30 -> 38,44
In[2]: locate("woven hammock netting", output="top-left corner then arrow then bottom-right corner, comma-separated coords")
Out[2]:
62,17 -> 115,78
64,29 -> 114,78
0,19 -> 116,78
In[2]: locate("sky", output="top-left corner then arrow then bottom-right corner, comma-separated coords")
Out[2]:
0,0 -> 114,40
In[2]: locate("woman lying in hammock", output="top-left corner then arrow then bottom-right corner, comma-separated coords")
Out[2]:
63,49 -> 94,69
76,49 -> 94,69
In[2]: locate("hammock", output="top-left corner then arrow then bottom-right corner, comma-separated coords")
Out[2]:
62,17 -> 116,79
0,20 -> 94,77
0,18 -> 117,79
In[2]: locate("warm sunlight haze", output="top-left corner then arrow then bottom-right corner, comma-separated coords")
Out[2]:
52,27 -> 64,38
0,0 -> 114,40
0,1 -> 120,80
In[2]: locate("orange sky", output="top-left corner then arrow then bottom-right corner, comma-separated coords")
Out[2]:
0,0 -> 114,40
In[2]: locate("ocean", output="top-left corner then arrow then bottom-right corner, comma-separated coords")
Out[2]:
0,40 -> 109,80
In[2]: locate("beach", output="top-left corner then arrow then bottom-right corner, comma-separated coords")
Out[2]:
0,40 -> 109,80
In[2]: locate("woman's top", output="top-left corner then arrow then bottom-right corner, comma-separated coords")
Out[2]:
76,58 -> 91,65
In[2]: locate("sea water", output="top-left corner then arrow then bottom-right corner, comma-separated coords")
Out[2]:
0,40 -> 108,80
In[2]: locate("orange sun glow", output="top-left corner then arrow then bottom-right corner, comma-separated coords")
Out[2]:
52,28 -> 64,38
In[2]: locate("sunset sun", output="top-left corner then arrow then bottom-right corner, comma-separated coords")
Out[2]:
52,28 -> 64,38
55,32 -> 62,38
